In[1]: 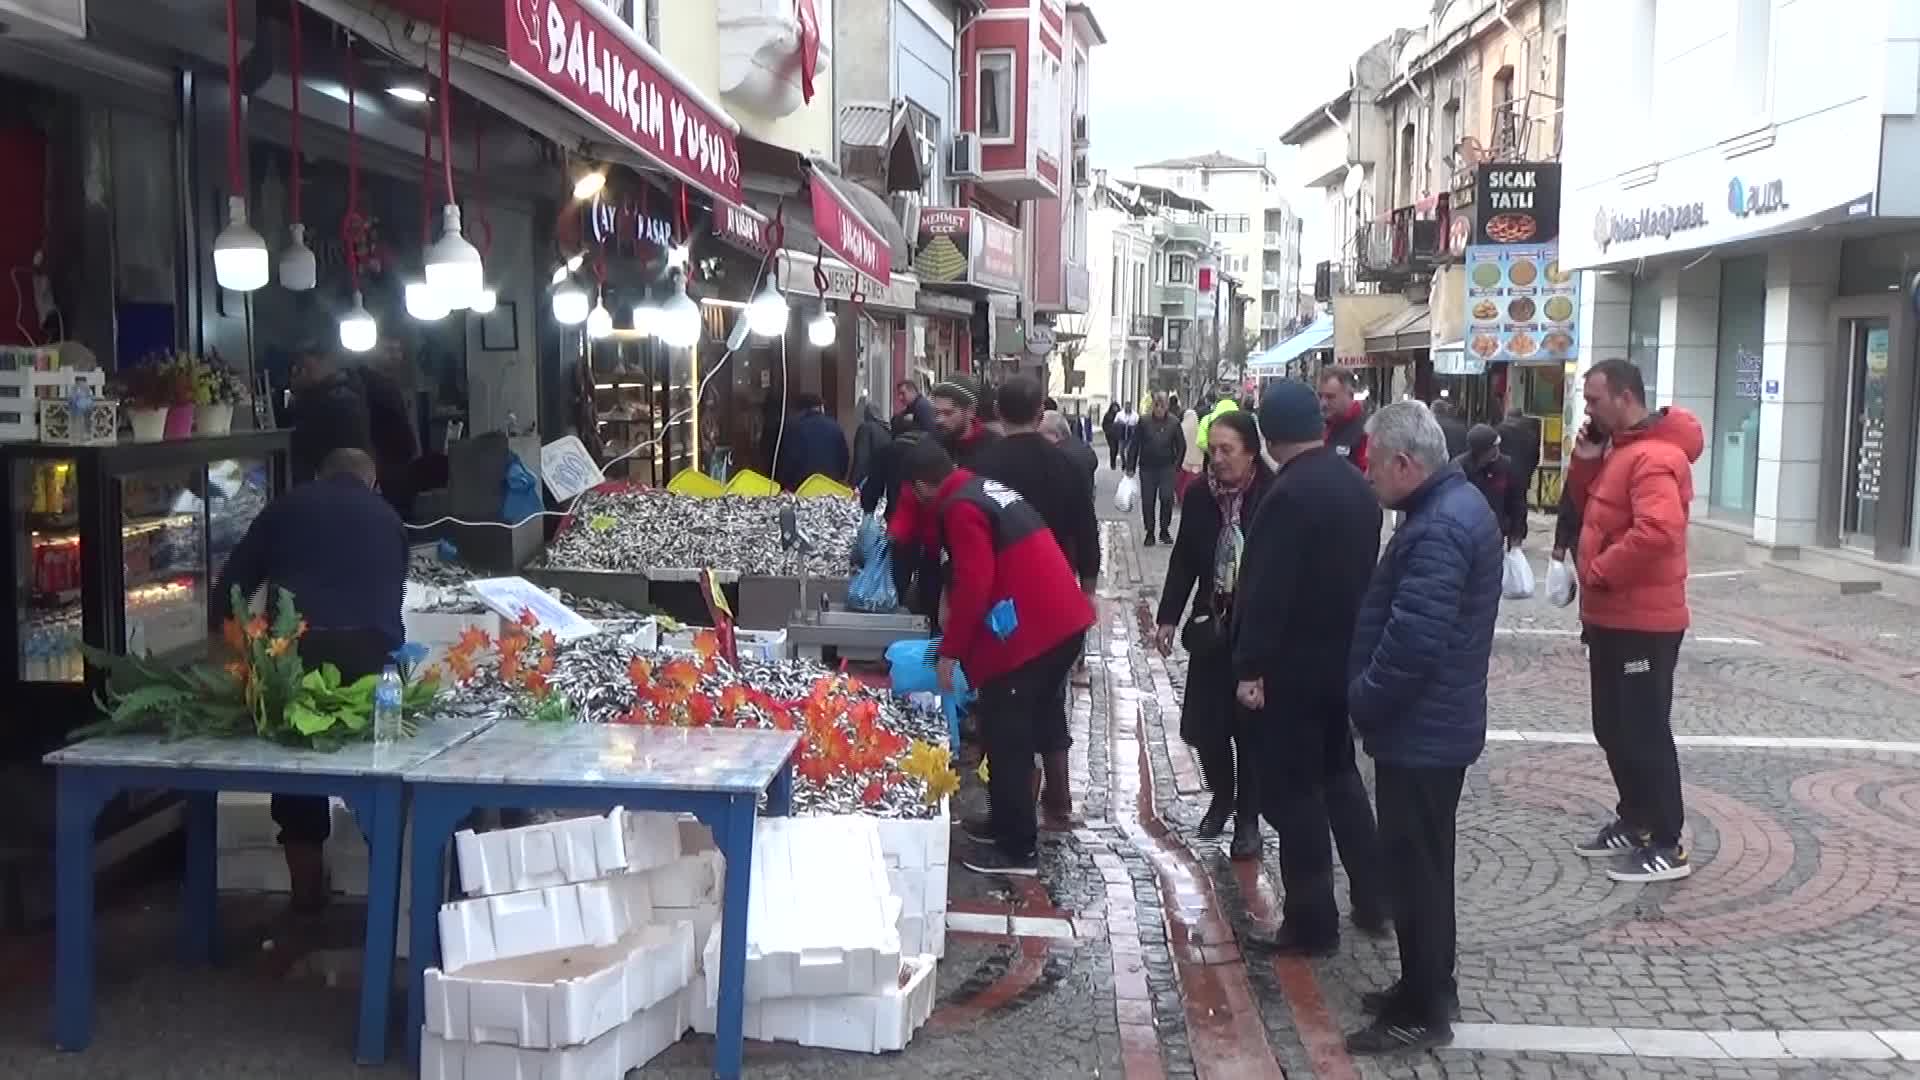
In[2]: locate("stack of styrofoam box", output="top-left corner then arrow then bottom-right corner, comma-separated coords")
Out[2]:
422,808 -> 711,1076
401,583 -> 506,668
875,803 -> 951,959
215,792 -> 415,955
660,626 -> 789,663
687,816 -> 936,1054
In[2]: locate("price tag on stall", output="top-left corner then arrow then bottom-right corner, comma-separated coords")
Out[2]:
541,435 -> 607,503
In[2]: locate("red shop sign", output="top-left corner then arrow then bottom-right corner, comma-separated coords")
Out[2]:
809,175 -> 892,285
507,0 -> 743,203
713,197 -> 773,256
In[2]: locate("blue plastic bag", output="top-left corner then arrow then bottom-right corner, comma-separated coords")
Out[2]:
847,516 -> 898,611
501,455 -> 542,527
885,636 -> 972,748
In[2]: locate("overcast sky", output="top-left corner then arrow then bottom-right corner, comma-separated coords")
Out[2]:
1089,0 -> 1427,178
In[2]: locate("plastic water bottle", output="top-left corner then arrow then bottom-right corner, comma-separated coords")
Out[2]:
373,665 -> 404,748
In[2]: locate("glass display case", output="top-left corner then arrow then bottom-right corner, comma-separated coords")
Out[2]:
591,338 -> 700,486
0,431 -> 290,760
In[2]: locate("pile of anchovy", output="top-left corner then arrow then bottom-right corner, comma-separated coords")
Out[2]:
429,630 -> 945,819
542,491 -> 863,578
405,552 -> 651,621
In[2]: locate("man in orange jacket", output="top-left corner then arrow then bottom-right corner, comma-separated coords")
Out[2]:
1564,358 -> 1704,885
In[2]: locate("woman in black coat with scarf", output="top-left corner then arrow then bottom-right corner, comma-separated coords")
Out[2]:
1152,410 -> 1269,858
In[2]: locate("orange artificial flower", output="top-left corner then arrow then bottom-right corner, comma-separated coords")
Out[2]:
499,649 -> 522,686
446,649 -> 476,682
221,618 -> 244,652
861,777 -> 887,806
294,618 -> 310,638
538,629 -> 558,655
525,670 -> 549,697
224,659 -> 248,683
692,629 -> 720,671
267,636 -> 293,657
454,625 -> 492,655
627,656 -> 653,689
517,608 -> 539,628
244,615 -> 268,640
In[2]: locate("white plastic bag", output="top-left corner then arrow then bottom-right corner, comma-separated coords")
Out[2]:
1502,548 -> 1536,600
1115,472 -> 1139,514
1545,555 -> 1577,608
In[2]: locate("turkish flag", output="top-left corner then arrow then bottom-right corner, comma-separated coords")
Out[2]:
795,0 -> 820,103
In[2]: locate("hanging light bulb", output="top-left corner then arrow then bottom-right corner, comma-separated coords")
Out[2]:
573,169 -> 606,200
339,291 -> 377,352
469,286 -> 498,315
586,295 -> 614,339
425,204 -> 484,309
631,291 -> 659,339
279,223 -> 317,291
213,195 -> 270,292
808,307 -> 837,348
552,276 -> 590,325
406,279 -> 449,321
657,272 -> 702,349
746,277 -> 789,338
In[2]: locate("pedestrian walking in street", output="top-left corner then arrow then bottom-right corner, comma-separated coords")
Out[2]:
903,439 -> 1095,878
1565,358 -> 1704,883
1498,406 -> 1542,509
1432,399 -> 1470,460
1155,410 -> 1271,859
1343,400 -> 1501,1055
1194,389 -> 1239,456
1459,423 -> 1529,549
1230,382 -> 1388,953
1043,409 -> 1099,493
1116,401 -> 1139,468
1126,392 -> 1185,546
971,376 -> 1101,831
1176,405 -> 1204,503
1101,402 -> 1122,469
772,392 -> 851,492
848,400 -> 892,490
1318,368 -> 1370,470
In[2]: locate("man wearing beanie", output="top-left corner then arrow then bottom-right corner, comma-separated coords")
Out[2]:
1459,423 -> 1529,549
1232,380 -> 1388,955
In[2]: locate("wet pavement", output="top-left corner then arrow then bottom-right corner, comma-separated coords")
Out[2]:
5,453 -> 1920,1078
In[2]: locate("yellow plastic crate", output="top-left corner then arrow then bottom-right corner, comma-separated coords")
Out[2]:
796,474 -> 854,499
666,468 -> 726,498
724,469 -> 781,497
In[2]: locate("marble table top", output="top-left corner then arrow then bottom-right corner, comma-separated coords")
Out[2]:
44,710 -> 498,777
402,721 -> 801,795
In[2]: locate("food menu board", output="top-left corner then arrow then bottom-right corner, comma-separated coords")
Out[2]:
1464,244 -> 1580,367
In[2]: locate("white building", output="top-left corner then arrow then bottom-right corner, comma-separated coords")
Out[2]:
1562,0 -> 1920,574
1132,153 -> 1304,350
1065,173 -> 1155,414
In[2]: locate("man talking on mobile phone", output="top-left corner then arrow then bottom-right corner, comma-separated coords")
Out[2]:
1564,359 -> 1704,884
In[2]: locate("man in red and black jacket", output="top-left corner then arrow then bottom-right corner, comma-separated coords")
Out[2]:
887,377 -> 1000,621
903,437 -> 1094,878
1318,367 -> 1370,472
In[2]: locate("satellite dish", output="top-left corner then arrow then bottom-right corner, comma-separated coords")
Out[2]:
1342,164 -> 1365,199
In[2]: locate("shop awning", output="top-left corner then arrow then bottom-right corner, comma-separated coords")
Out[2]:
807,163 -> 894,286
1362,305 -> 1431,354
300,0 -> 745,205
1247,313 -> 1333,375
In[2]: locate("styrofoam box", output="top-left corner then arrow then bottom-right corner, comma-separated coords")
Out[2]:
689,954 -> 937,1055
438,875 -> 655,974
405,609 -> 507,667
660,626 -> 789,663
454,809 -> 681,898
871,802 -> 950,960
424,919 -> 696,1049
420,985 -> 689,1080
697,817 -> 902,1004
657,902 -> 720,960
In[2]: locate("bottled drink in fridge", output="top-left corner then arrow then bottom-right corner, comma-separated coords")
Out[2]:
374,664 -> 404,748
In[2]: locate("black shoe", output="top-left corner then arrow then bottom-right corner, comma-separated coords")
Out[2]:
1573,819 -> 1648,859
1344,1018 -> 1453,1055
1360,982 -> 1460,1020
1229,820 -> 1263,861
1607,843 -> 1692,883
1196,797 -> 1231,839
959,814 -> 996,846
961,845 -> 1039,878
1244,922 -> 1338,957
1143,535 -> 1156,547
1351,909 -> 1392,938
1159,530 -> 1174,545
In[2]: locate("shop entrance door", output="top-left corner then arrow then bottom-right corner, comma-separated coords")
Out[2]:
1841,319 -> 1891,550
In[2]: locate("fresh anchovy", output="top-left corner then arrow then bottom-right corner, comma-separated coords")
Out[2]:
543,491 -> 863,578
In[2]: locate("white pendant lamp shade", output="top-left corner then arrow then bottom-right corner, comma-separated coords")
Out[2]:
469,286 -> 498,315
586,298 -> 613,339
213,195 -> 270,292
406,279 -> 449,321
631,297 -> 658,339
425,204 -> 484,309
279,223 -> 317,291
807,308 -> 837,347
339,291 -> 377,352
657,275 -> 702,349
552,278 -> 590,325
746,278 -> 789,338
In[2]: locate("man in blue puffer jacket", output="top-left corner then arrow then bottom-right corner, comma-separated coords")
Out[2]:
1343,400 -> 1502,1057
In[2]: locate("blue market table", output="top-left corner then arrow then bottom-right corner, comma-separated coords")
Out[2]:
401,720 -> 800,1079
44,711 -> 496,1065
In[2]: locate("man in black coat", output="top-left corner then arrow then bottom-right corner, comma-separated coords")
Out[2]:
1497,407 -> 1542,509
894,379 -> 936,434
1459,424 -> 1529,549
1232,381 -> 1387,955
969,376 -> 1099,831
1043,410 -> 1098,492
289,348 -> 420,518
773,392 -> 851,490
1125,392 -> 1186,546
1431,399 -> 1470,461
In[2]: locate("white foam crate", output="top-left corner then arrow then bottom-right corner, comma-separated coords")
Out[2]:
405,609 -> 507,667
420,985 -> 689,1080
872,802 -> 950,959
424,919 -> 696,1049
454,809 -> 681,898
656,902 -> 721,960
438,876 -> 652,974
660,626 -> 788,663
690,954 -> 937,1055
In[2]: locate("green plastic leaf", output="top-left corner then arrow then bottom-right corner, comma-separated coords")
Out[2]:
288,703 -> 337,737
590,514 -> 617,531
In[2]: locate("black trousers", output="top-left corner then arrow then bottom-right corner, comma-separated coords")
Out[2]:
1585,626 -> 1686,847
1248,695 -> 1385,942
980,635 -> 1084,858
1181,648 -> 1259,826
1139,465 -> 1176,535
272,627 -> 394,846
1375,763 -> 1467,1026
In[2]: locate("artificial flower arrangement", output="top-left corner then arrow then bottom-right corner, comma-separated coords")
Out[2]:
114,353 -> 198,411
192,352 -> 250,406
78,586 -> 441,750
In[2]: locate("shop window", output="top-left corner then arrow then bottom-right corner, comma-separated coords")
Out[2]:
977,51 -> 1015,142
1710,256 -> 1766,519
1627,272 -> 1662,401
905,100 -> 942,206
1168,255 -> 1192,284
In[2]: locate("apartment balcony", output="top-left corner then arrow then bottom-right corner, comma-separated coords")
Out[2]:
1154,280 -> 1196,313
1130,315 -> 1163,340
1352,197 -> 1452,285
1260,312 -> 1281,330
1262,272 -> 1282,290
1156,218 -> 1209,247
1263,231 -> 1283,250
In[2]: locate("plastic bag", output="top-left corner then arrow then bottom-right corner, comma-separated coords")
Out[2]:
885,637 -> 973,747
1545,555 -> 1577,608
500,455 -> 542,527
1115,472 -> 1139,514
1502,547 -> 1536,600
847,547 -> 898,612
851,513 -> 883,569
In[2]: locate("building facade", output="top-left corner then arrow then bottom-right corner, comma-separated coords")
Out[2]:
1562,0 -> 1920,572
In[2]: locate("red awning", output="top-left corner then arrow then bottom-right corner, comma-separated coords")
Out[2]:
806,165 -> 892,286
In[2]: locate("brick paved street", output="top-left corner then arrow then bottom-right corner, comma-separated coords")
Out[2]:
4,455 -> 1920,1078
